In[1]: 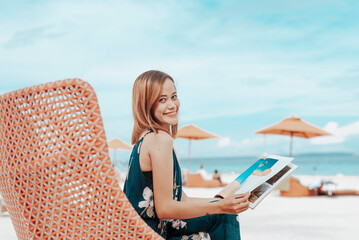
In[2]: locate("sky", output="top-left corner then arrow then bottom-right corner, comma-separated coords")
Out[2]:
1,0 -> 359,161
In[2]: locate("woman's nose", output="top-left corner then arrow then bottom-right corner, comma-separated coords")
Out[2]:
168,100 -> 176,109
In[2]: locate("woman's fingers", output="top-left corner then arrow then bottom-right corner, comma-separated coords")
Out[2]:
232,193 -> 250,204
235,200 -> 249,213
220,192 -> 250,214
234,192 -> 250,200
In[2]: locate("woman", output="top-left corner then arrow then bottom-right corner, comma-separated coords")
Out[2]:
124,70 -> 249,240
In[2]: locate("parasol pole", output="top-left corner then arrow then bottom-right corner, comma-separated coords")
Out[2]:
187,139 -> 192,171
289,132 -> 293,157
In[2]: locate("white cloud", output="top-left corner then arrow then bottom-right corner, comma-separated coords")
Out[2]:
310,135 -> 345,145
215,135 -> 287,155
218,137 -> 231,147
339,121 -> 359,136
311,121 -> 359,144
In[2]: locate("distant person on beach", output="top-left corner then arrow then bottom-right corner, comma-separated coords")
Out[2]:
197,165 -> 208,179
312,180 -> 359,196
124,70 -> 249,239
213,170 -> 222,184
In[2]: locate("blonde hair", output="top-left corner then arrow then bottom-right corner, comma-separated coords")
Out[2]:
131,70 -> 178,144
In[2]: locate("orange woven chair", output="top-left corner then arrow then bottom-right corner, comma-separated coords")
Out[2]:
0,79 -> 163,239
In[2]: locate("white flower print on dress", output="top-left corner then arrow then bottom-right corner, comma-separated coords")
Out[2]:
191,233 -> 202,240
157,220 -> 167,235
181,233 -> 209,240
139,187 -> 154,218
170,219 -> 187,230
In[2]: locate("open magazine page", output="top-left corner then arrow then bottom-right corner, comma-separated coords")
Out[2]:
216,155 -> 297,209
235,155 -> 293,194
247,162 -> 297,209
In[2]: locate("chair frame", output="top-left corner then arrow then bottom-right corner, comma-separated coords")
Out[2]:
0,79 -> 163,239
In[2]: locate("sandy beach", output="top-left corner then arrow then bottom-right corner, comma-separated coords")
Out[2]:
184,175 -> 359,240
1,174 -> 358,240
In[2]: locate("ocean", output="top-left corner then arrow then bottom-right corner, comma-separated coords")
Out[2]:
178,153 -> 359,176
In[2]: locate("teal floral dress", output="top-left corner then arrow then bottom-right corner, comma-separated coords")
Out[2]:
124,136 -> 241,240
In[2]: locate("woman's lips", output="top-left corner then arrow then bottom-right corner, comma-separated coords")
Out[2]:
165,112 -> 177,117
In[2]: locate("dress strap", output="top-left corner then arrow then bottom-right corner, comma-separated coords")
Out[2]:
143,128 -> 153,139
138,129 -> 153,153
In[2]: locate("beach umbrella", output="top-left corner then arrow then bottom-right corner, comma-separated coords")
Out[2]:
254,116 -> 331,157
107,138 -> 132,164
177,124 -> 219,170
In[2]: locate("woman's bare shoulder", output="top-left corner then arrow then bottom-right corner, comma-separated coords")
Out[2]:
144,131 -> 173,149
145,130 -> 173,147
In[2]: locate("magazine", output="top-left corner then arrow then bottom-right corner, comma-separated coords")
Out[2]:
216,155 -> 298,209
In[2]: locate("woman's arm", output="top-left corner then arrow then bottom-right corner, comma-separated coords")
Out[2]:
181,190 -> 219,203
149,132 -> 249,220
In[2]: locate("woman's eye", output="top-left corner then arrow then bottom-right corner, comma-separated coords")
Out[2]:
172,95 -> 177,99
159,98 -> 166,102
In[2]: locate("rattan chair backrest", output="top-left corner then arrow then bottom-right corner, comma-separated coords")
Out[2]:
0,79 -> 163,239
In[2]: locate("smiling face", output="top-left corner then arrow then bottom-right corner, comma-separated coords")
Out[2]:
152,78 -> 180,131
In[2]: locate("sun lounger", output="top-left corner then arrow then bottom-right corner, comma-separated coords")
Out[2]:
280,177 -> 316,197
185,173 -> 226,188
0,79 -> 163,239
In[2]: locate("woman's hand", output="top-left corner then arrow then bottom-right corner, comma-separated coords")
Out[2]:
217,193 -> 250,214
